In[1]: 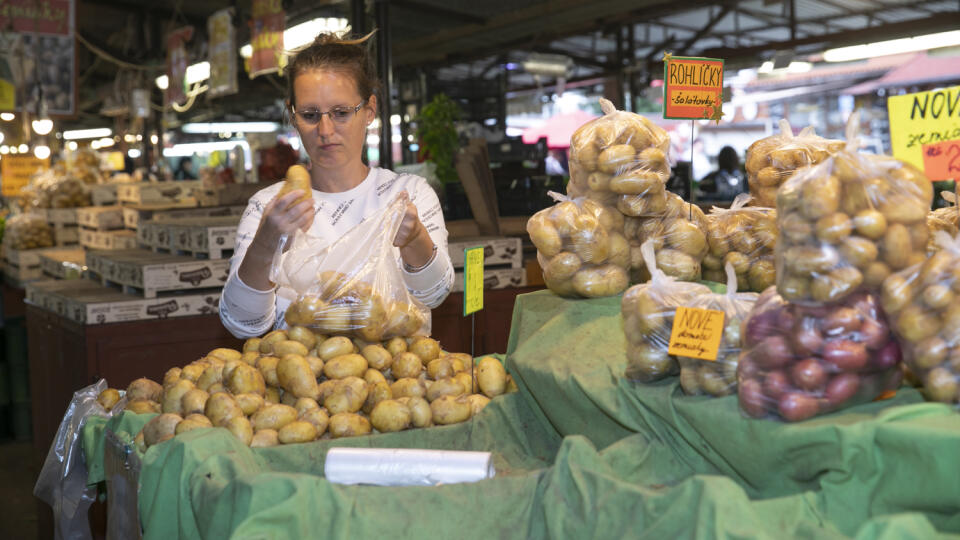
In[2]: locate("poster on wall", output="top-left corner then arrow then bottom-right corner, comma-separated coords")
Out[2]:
0,0 -> 76,115
166,26 -> 194,106
887,85 -> 960,181
208,8 -> 238,98
248,0 -> 285,78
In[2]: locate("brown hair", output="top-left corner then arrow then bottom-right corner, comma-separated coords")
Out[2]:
286,30 -> 381,108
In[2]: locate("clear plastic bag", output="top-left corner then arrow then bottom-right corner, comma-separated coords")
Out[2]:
881,230 -> 960,405
774,114 -> 934,305
529,191 -> 630,298
622,240 -> 712,382
35,379 -> 123,540
24,167 -> 92,209
926,191 -> 958,253
704,193 -> 777,291
1,212 -> 54,250
567,98 -> 671,215
623,192 -> 709,283
745,119 -> 844,207
737,287 -> 903,422
678,263 -> 759,396
272,193 -> 431,341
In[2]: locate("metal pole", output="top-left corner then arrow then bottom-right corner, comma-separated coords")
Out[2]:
375,0 -> 393,169
351,0 -> 366,35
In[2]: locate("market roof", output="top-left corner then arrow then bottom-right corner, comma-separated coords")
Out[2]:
842,51 -> 960,95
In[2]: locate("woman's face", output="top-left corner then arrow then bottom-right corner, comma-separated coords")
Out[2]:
291,69 -> 376,172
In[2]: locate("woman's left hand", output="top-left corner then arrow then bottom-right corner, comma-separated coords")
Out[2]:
393,199 -> 427,248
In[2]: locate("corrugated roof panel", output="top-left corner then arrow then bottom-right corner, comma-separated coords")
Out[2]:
796,0 -> 844,18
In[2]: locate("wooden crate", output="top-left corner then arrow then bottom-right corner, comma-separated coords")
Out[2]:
196,182 -> 270,207
448,237 -> 523,269
117,181 -> 200,205
3,262 -> 43,286
121,203 -> 241,230
51,223 -> 79,246
451,266 -> 527,293
39,283 -> 221,325
85,249 -> 230,298
3,245 -> 79,268
39,248 -> 86,279
77,206 -> 125,230
26,279 -> 104,314
165,217 -> 239,259
45,208 -> 79,225
80,229 -> 138,250
91,184 -> 119,206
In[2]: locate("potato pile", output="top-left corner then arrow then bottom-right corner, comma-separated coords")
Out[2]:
0,213 -> 54,250
705,195 -> 777,292
284,273 -> 427,341
528,196 -> 630,298
738,288 -> 903,422
623,193 -> 709,283
108,329 -> 514,451
24,167 -> 92,209
567,98 -> 671,215
745,120 -> 844,207
775,151 -> 933,305
881,240 -> 960,404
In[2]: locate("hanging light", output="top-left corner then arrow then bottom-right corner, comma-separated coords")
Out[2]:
0,113 -> 13,121
31,95 -> 53,135
33,145 -> 51,159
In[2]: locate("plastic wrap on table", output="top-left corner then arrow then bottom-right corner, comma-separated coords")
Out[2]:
1,212 -> 54,250
745,119 -> 844,207
774,114 -> 934,305
704,193 -> 777,291
529,192 -> 630,298
677,263 -> 759,397
34,379 -> 124,540
623,192 -> 709,283
881,230 -> 960,405
567,98 -> 671,215
621,240 -> 713,382
737,287 -> 903,422
272,193 -> 431,341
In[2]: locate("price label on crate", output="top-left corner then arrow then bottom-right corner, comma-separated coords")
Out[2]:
462,246 -> 484,316
667,306 -> 725,361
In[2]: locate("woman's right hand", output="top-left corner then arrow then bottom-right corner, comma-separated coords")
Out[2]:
238,190 -> 314,291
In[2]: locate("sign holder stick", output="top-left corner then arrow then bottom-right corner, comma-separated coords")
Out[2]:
689,119 -> 695,221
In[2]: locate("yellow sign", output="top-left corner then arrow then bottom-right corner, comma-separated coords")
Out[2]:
105,152 -> 125,171
463,246 -> 484,316
667,306 -> 725,361
1,155 -> 49,196
887,85 -> 960,180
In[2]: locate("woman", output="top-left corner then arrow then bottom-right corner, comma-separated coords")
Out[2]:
696,145 -> 745,202
220,32 -> 454,338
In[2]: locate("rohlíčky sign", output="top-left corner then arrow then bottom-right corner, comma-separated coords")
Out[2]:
663,55 -> 724,120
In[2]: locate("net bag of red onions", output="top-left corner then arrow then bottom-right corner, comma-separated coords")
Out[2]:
881,230 -> 960,405
738,286 -> 903,422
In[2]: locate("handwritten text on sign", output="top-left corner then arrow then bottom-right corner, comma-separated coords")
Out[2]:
667,306 -> 725,361
887,85 -> 960,180
663,56 -> 724,120
1,155 -> 49,197
463,246 -> 484,316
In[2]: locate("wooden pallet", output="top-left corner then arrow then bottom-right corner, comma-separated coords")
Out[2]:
39,247 -> 86,279
80,229 -> 138,250
117,181 -> 201,205
77,206 -> 125,230
138,216 -> 239,259
121,203 -> 241,230
84,249 -> 230,298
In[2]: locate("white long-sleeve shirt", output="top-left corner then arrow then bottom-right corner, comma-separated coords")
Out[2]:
220,167 -> 454,339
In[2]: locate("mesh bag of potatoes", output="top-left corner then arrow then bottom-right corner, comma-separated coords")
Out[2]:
529,192 -> 630,298
0,213 -> 54,250
677,263 -> 759,397
23,168 -> 92,209
746,119 -> 845,207
738,286 -> 903,422
623,192 -> 709,283
881,231 -> 960,405
926,192 -> 958,253
567,98 -> 671,214
621,240 -> 713,382
272,193 -> 430,341
775,120 -> 934,305
704,193 -> 777,291
119,332 -> 515,450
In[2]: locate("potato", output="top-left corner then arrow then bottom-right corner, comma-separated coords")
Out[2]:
466,394 -> 491,416
127,378 -> 163,402
864,262 -> 892,288
126,399 -> 161,414
477,357 -> 506,398
666,220 -> 707,258
363,381 -> 393,414
811,267 -> 863,303
204,392 -> 243,427
572,264 -> 630,297
180,363 -> 206,383
609,170 -> 660,195
251,403 -> 298,431
883,224 -> 913,269
304,356 -> 324,379
235,393 -> 265,416
134,431 -> 147,453
544,252 -> 582,283
654,250 -> 699,282
426,378 -> 465,402
391,378 -> 427,399
180,389 -> 210,416
815,213 -> 853,244
240,352 -> 260,366
278,421 -> 318,444
97,389 -> 121,411
196,363 -> 225,392
274,340 -> 309,358
142,413 -> 183,447
392,352 -> 423,379
427,358 -> 457,381
430,395 -> 473,425
361,344 -> 393,371
225,416 -> 254,446
385,337 -> 408,357
528,218 -> 562,258
208,348 -> 242,362
316,336 -> 353,360
323,353 -> 368,379
281,390 -> 298,407
298,408 -> 329,435
839,237 -> 878,269
277,164 -> 312,206
287,326 -> 318,350
162,368 -> 182,391
259,330 -> 288,354
256,356 -> 280,387
364,368 -> 388,386
800,175 -> 840,220
853,209 -> 887,239
324,377 -> 368,414
243,338 -> 262,353
410,338 -> 441,362
371,400 -> 412,432
277,354 -> 319,399
896,305 -> 941,342
250,429 -> 280,448
748,260 -> 776,292
292,397 -> 319,415
163,379 -> 196,414
175,418 -> 209,436
455,371 -> 478,395
225,363 -> 265,397
328,413 -> 372,438
264,387 -> 280,404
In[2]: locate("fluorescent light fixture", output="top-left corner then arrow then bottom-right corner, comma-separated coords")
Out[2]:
155,61 -> 212,90
391,134 -> 402,143
757,60 -> 812,74
97,137 -> 114,148
181,122 -> 280,134
33,145 -> 50,159
0,113 -> 13,121
823,30 -> 960,62
31,118 -> 53,135
162,140 -> 253,171
128,149 -> 141,158
63,127 -> 112,140
66,141 -> 78,151
0,132 -> 4,145
239,17 -> 349,58
18,143 -> 28,153
9,146 -> 17,154
787,61 -> 812,73
758,61 -> 774,74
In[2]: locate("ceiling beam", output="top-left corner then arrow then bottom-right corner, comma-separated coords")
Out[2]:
391,1 -> 487,25
530,45 -> 616,70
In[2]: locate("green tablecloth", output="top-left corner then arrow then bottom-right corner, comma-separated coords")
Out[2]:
79,290 -> 960,539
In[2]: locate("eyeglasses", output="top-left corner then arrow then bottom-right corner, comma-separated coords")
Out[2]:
291,100 -> 367,125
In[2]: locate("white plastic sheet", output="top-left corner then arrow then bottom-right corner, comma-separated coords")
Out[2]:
325,448 -> 495,486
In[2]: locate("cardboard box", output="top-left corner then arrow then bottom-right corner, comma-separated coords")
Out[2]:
31,282 -> 222,324
39,248 -> 86,279
166,216 -> 239,258
122,203 -> 241,230
77,206 -> 125,230
85,249 -> 230,298
196,182 -> 270,207
448,237 -> 522,269
451,267 -> 527,293
80,229 -> 138,250
117,181 -> 201,205
3,245 -> 81,267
